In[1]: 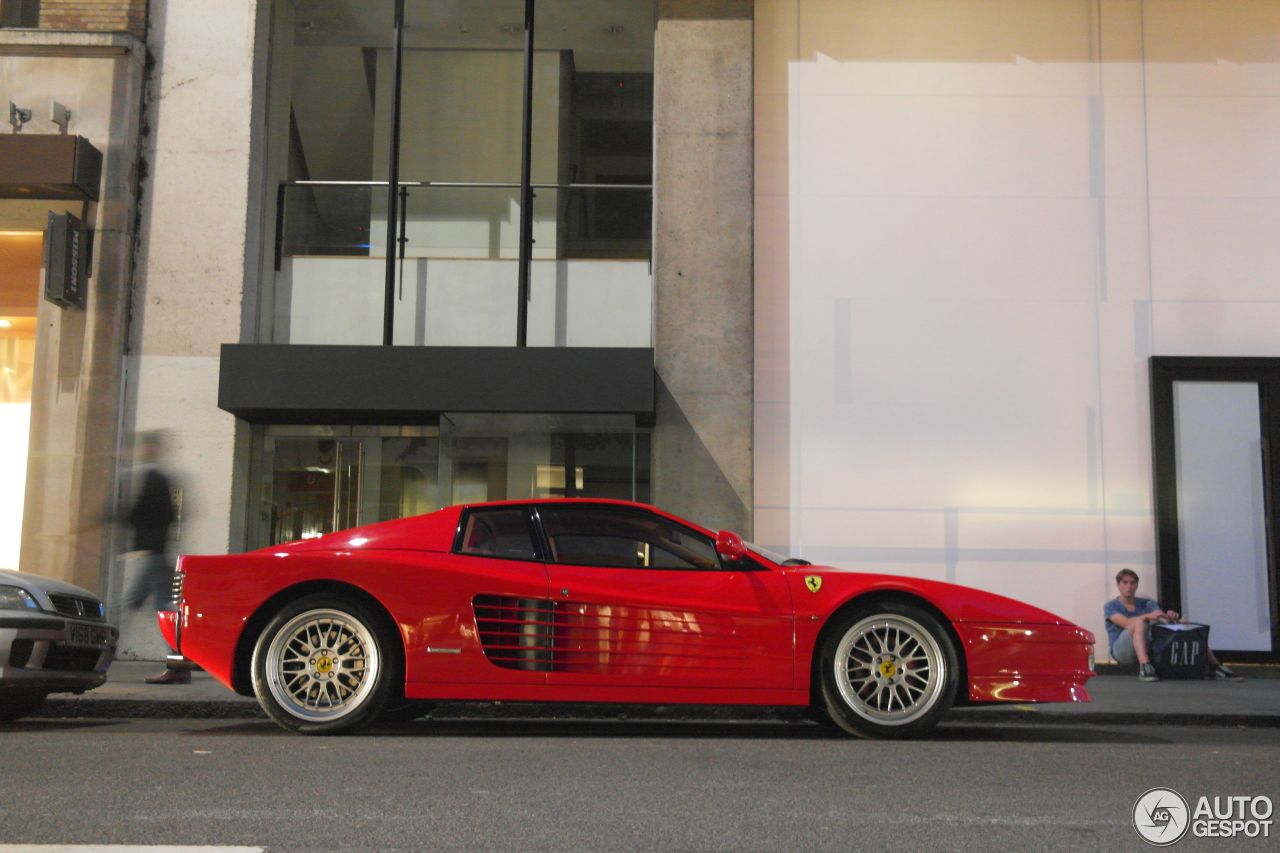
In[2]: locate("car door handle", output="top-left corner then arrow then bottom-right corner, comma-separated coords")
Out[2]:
560,588 -> 570,597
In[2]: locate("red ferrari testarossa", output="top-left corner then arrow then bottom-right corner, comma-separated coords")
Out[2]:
160,499 -> 1094,736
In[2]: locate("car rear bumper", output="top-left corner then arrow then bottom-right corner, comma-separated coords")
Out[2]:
0,614 -> 118,696
157,608 -> 179,651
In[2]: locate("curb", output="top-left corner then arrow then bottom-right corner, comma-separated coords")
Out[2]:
36,698 -> 265,720
946,709 -> 1280,728
32,698 -> 1280,728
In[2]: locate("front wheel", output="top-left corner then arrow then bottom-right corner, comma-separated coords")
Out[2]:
251,595 -> 397,734
818,602 -> 959,738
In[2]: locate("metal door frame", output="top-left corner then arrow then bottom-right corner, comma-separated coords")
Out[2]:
248,425 -> 438,549
1151,356 -> 1280,661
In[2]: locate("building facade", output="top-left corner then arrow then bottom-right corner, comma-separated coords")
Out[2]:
755,0 -> 1280,662
2,0 -> 1277,663
0,0 -> 146,620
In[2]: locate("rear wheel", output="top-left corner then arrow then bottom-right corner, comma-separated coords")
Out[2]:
0,691 -> 47,723
818,601 -> 959,738
251,595 -> 397,734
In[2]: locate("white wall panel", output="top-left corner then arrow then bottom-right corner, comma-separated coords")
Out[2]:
281,258 -> 652,347
955,561 -> 1101,630
1150,198 -> 1280,302
756,0 -> 1280,648
792,300 -> 1100,507
1152,302 -> 1280,357
794,196 -> 1098,302
796,94 -> 1091,199
1146,97 -> 1280,199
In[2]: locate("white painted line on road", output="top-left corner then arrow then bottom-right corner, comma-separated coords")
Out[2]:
0,847 -> 263,852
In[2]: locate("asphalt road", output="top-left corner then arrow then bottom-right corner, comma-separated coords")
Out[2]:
2,718 -> 1277,852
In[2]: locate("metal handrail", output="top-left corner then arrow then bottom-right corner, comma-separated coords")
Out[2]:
273,178 -> 654,272
274,175 -> 655,336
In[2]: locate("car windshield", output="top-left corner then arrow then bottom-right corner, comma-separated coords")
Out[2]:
745,542 -> 807,565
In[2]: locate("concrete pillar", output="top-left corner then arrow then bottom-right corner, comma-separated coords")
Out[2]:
126,0 -> 256,560
652,0 -> 754,535
114,0 -> 258,658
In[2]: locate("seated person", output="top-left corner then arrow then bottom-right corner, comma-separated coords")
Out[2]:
1104,568 -> 1241,682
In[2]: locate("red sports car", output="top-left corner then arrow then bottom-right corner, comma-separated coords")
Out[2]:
160,499 -> 1094,737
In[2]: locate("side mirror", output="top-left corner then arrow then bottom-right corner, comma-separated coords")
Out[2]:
715,530 -> 748,563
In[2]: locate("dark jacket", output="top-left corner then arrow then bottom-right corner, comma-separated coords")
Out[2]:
128,467 -> 175,554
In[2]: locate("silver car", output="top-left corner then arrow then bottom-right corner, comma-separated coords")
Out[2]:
0,569 -> 118,722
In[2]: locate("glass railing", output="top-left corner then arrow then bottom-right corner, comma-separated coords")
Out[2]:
270,181 -> 652,347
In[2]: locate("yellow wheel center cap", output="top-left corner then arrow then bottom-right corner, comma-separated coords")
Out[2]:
315,656 -> 334,674
878,659 -> 898,679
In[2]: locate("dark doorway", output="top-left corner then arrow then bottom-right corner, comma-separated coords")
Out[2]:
1151,357 -> 1280,661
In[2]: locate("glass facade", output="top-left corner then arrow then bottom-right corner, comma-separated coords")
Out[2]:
265,0 -> 655,348
248,3 -> 657,547
0,228 -> 41,569
248,416 -> 647,549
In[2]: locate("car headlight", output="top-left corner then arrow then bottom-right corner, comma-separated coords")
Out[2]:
0,584 -> 40,611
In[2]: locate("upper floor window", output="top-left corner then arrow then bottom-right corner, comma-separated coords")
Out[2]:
264,1 -> 655,349
1,0 -> 39,29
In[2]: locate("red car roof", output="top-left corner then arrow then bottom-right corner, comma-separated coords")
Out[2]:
264,498 -> 714,555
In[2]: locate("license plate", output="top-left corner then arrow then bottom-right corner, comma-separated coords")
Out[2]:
67,623 -> 109,648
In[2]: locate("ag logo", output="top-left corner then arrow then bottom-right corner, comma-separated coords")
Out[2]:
1133,787 -> 1190,846
804,576 -> 822,594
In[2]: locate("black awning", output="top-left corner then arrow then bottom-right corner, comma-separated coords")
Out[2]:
218,344 -> 655,425
0,135 -> 102,201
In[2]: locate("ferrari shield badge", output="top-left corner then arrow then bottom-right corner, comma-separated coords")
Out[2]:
804,576 -> 822,594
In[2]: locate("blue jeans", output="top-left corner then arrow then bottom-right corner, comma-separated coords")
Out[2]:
125,552 -> 175,611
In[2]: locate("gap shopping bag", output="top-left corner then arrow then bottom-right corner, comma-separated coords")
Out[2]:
1150,622 -> 1210,679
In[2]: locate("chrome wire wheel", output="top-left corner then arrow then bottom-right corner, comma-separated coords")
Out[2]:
263,608 -> 381,723
832,613 -> 946,727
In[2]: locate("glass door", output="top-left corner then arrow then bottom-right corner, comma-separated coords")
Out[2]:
438,413 -> 644,506
265,436 -> 362,544
1172,382 -> 1271,652
251,426 -> 441,548
1151,357 -> 1280,660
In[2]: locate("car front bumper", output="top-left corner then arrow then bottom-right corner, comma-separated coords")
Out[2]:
0,613 -> 118,696
956,622 -> 1096,704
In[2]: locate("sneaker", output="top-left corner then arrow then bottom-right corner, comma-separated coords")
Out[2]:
1212,664 -> 1243,681
1138,663 -> 1159,682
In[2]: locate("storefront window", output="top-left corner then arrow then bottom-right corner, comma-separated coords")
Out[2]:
0,228 -> 42,568
249,415 -> 648,548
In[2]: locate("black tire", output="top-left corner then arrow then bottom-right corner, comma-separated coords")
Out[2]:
0,691 -> 48,723
251,594 -> 399,735
818,601 -> 959,739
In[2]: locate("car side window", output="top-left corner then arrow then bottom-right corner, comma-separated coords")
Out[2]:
539,506 -> 720,571
457,509 -> 539,561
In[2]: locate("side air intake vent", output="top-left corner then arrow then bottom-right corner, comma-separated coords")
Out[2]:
474,593 -> 732,678
473,595 -> 553,672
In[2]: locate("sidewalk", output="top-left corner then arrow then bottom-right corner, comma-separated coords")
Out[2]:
32,661 -> 1280,727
